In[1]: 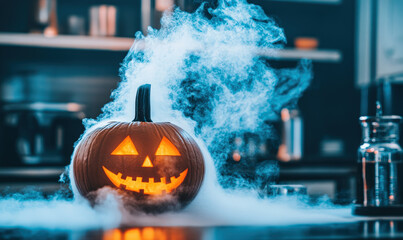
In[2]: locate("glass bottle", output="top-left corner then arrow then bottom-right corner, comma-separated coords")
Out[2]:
356,106 -> 403,207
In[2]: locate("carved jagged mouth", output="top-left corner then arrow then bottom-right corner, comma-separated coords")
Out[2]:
102,166 -> 188,195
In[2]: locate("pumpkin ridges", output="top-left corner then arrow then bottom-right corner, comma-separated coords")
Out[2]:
173,124 -> 202,202
164,123 -> 204,203
85,123 -> 113,193
85,129 -> 102,193
86,123 -> 106,191
74,126 -> 104,195
90,122 -> 124,191
179,126 -> 203,185
80,129 -> 102,194
76,122 -> 122,194
163,124 -> 193,201
73,134 -> 88,195
82,132 -> 97,194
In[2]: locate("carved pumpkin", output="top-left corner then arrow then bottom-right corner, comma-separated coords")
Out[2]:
73,84 -> 205,212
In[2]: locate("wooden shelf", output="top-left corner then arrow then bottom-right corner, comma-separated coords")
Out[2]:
270,0 -> 342,4
0,33 -> 342,62
0,33 -> 134,51
261,48 -> 342,62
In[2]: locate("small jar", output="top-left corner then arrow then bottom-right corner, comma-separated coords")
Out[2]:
356,115 -> 403,207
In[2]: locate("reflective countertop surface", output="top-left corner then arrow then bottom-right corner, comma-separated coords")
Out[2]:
2,220 -> 403,240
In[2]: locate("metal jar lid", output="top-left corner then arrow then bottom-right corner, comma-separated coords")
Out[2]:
359,115 -> 402,124
359,115 -> 402,142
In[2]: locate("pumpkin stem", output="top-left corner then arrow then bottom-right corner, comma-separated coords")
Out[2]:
133,84 -> 152,122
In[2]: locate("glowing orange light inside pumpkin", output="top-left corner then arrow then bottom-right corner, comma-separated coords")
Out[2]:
103,227 -> 185,240
111,136 -> 138,155
124,228 -> 141,240
103,135 -> 187,195
102,167 -> 188,195
142,227 -> 155,239
142,156 -> 154,167
155,136 -> 181,156
103,229 -> 121,240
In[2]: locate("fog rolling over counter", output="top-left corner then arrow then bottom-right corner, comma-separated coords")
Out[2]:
0,0 -> 351,229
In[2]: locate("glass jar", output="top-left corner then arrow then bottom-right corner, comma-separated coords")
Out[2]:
356,115 -> 403,207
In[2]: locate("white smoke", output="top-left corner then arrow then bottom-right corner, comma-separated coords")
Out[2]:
0,189 -> 121,229
0,0 -> 353,230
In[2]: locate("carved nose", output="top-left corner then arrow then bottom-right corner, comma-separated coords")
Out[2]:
142,155 -> 153,167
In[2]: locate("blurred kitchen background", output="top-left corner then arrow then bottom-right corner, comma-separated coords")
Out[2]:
0,0 -> 402,204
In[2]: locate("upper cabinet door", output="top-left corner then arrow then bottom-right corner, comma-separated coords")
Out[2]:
356,0 -> 403,86
377,0 -> 403,80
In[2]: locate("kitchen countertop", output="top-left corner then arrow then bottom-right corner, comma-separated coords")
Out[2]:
0,162 -> 392,240
1,220 -> 403,240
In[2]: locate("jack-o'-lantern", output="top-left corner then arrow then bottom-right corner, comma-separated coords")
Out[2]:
73,84 -> 205,212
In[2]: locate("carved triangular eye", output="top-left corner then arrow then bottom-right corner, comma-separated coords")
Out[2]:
155,136 -> 181,156
111,136 -> 139,155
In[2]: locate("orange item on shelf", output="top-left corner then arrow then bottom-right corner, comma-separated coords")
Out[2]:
294,37 -> 319,49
